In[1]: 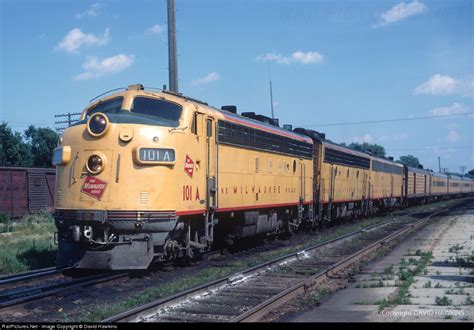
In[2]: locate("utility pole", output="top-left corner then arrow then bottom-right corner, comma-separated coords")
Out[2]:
460,165 -> 466,175
438,157 -> 441,173
167,0 -> 178,93
267,61 -> 275,119
54,112 -> 81,132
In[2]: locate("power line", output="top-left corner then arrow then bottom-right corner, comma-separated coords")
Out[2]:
3,120 -> 53,126
302,112 -> 474,127
54,112 -> 82,132
386,145 -> 473,152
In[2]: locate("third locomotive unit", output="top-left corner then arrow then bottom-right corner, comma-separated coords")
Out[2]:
52,84 -> 473,270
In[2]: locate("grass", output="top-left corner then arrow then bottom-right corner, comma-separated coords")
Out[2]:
464,294 -> 474,305
445,288 -> 465,295
378,251 -> 433,312
0,211 -> 57,274
435,296 -> 453,306
300,288 -> 330,307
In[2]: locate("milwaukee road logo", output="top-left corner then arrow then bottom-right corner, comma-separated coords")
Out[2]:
184,155 -> 194,178
81,176 -> 107,200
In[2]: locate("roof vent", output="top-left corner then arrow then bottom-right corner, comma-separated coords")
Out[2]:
241,112 -> 279,126
241,112 -> 256,119
293,128 -> 325,141
127,84 -> 144,91
221,105 -> 237,114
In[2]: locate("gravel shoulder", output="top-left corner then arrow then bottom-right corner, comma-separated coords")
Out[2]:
278,201 -> 474,322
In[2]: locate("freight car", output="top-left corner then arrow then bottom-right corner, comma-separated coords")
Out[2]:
52,84 -> 473,270
0,167 -> 55,218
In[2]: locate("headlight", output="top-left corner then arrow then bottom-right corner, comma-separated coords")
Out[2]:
87,154 -> 104,174
87,113 -> 109,137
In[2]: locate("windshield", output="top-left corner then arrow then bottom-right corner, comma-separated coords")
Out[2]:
130,97 -> 182,127
74,95 -> 182,128
86,97 -> 124,118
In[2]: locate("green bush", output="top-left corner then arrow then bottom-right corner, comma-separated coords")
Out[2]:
0,212 -> 11,224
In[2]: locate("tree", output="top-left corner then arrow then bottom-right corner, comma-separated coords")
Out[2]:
0,122 -> 32,166
468,169 -> 474,176
24,125 -> 59,167
347,142 -> 386,158
397,155 -> 421,168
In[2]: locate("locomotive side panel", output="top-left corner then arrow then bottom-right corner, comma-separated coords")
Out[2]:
216,145 -> 312,209
369,159 -> 403,209
319,162 -> 368,203
317,143 -> 371,220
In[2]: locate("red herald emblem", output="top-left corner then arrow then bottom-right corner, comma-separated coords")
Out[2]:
184,155 -> 194,178
81,176 -> 107,200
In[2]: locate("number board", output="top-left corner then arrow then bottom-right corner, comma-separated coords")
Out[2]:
139,148 -> 176,163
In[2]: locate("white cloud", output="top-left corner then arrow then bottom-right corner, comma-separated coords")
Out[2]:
256,51 -> 324,65
56,28 -> 110,54
352,134 -> 373,143
73,54 -> 135,80
76,3 -> 103,19
191,72 -> 220,86
415,74 -> 456,95
428,103 -> 469,117
374,1 -> 427,27
447,129 -> 461,142
292,51 -> 324,64
415,74 -> 474,97
145,24 -> 164,35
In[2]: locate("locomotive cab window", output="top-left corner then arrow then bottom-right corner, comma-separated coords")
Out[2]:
86,97 -> 124,118
191,112 -> 197,134
206,119 -> 213,137
131,97 -> 182,127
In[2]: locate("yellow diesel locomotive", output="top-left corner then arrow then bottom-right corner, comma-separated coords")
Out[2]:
53,85 -> 313,269
53,84 -> 473,270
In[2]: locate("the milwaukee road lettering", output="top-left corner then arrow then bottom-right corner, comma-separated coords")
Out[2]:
81,176 -> 107,200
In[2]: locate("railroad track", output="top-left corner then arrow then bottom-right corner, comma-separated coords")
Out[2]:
0,272 -> 128,308
0,267 -> 69,286
102,199 -> 469,322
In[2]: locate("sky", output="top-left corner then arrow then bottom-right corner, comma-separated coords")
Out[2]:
0,0 -> 473,173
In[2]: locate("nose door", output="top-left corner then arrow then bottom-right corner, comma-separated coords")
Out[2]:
205,117 -> 217,209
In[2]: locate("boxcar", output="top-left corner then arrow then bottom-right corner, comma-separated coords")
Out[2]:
0,167 -> 55,218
